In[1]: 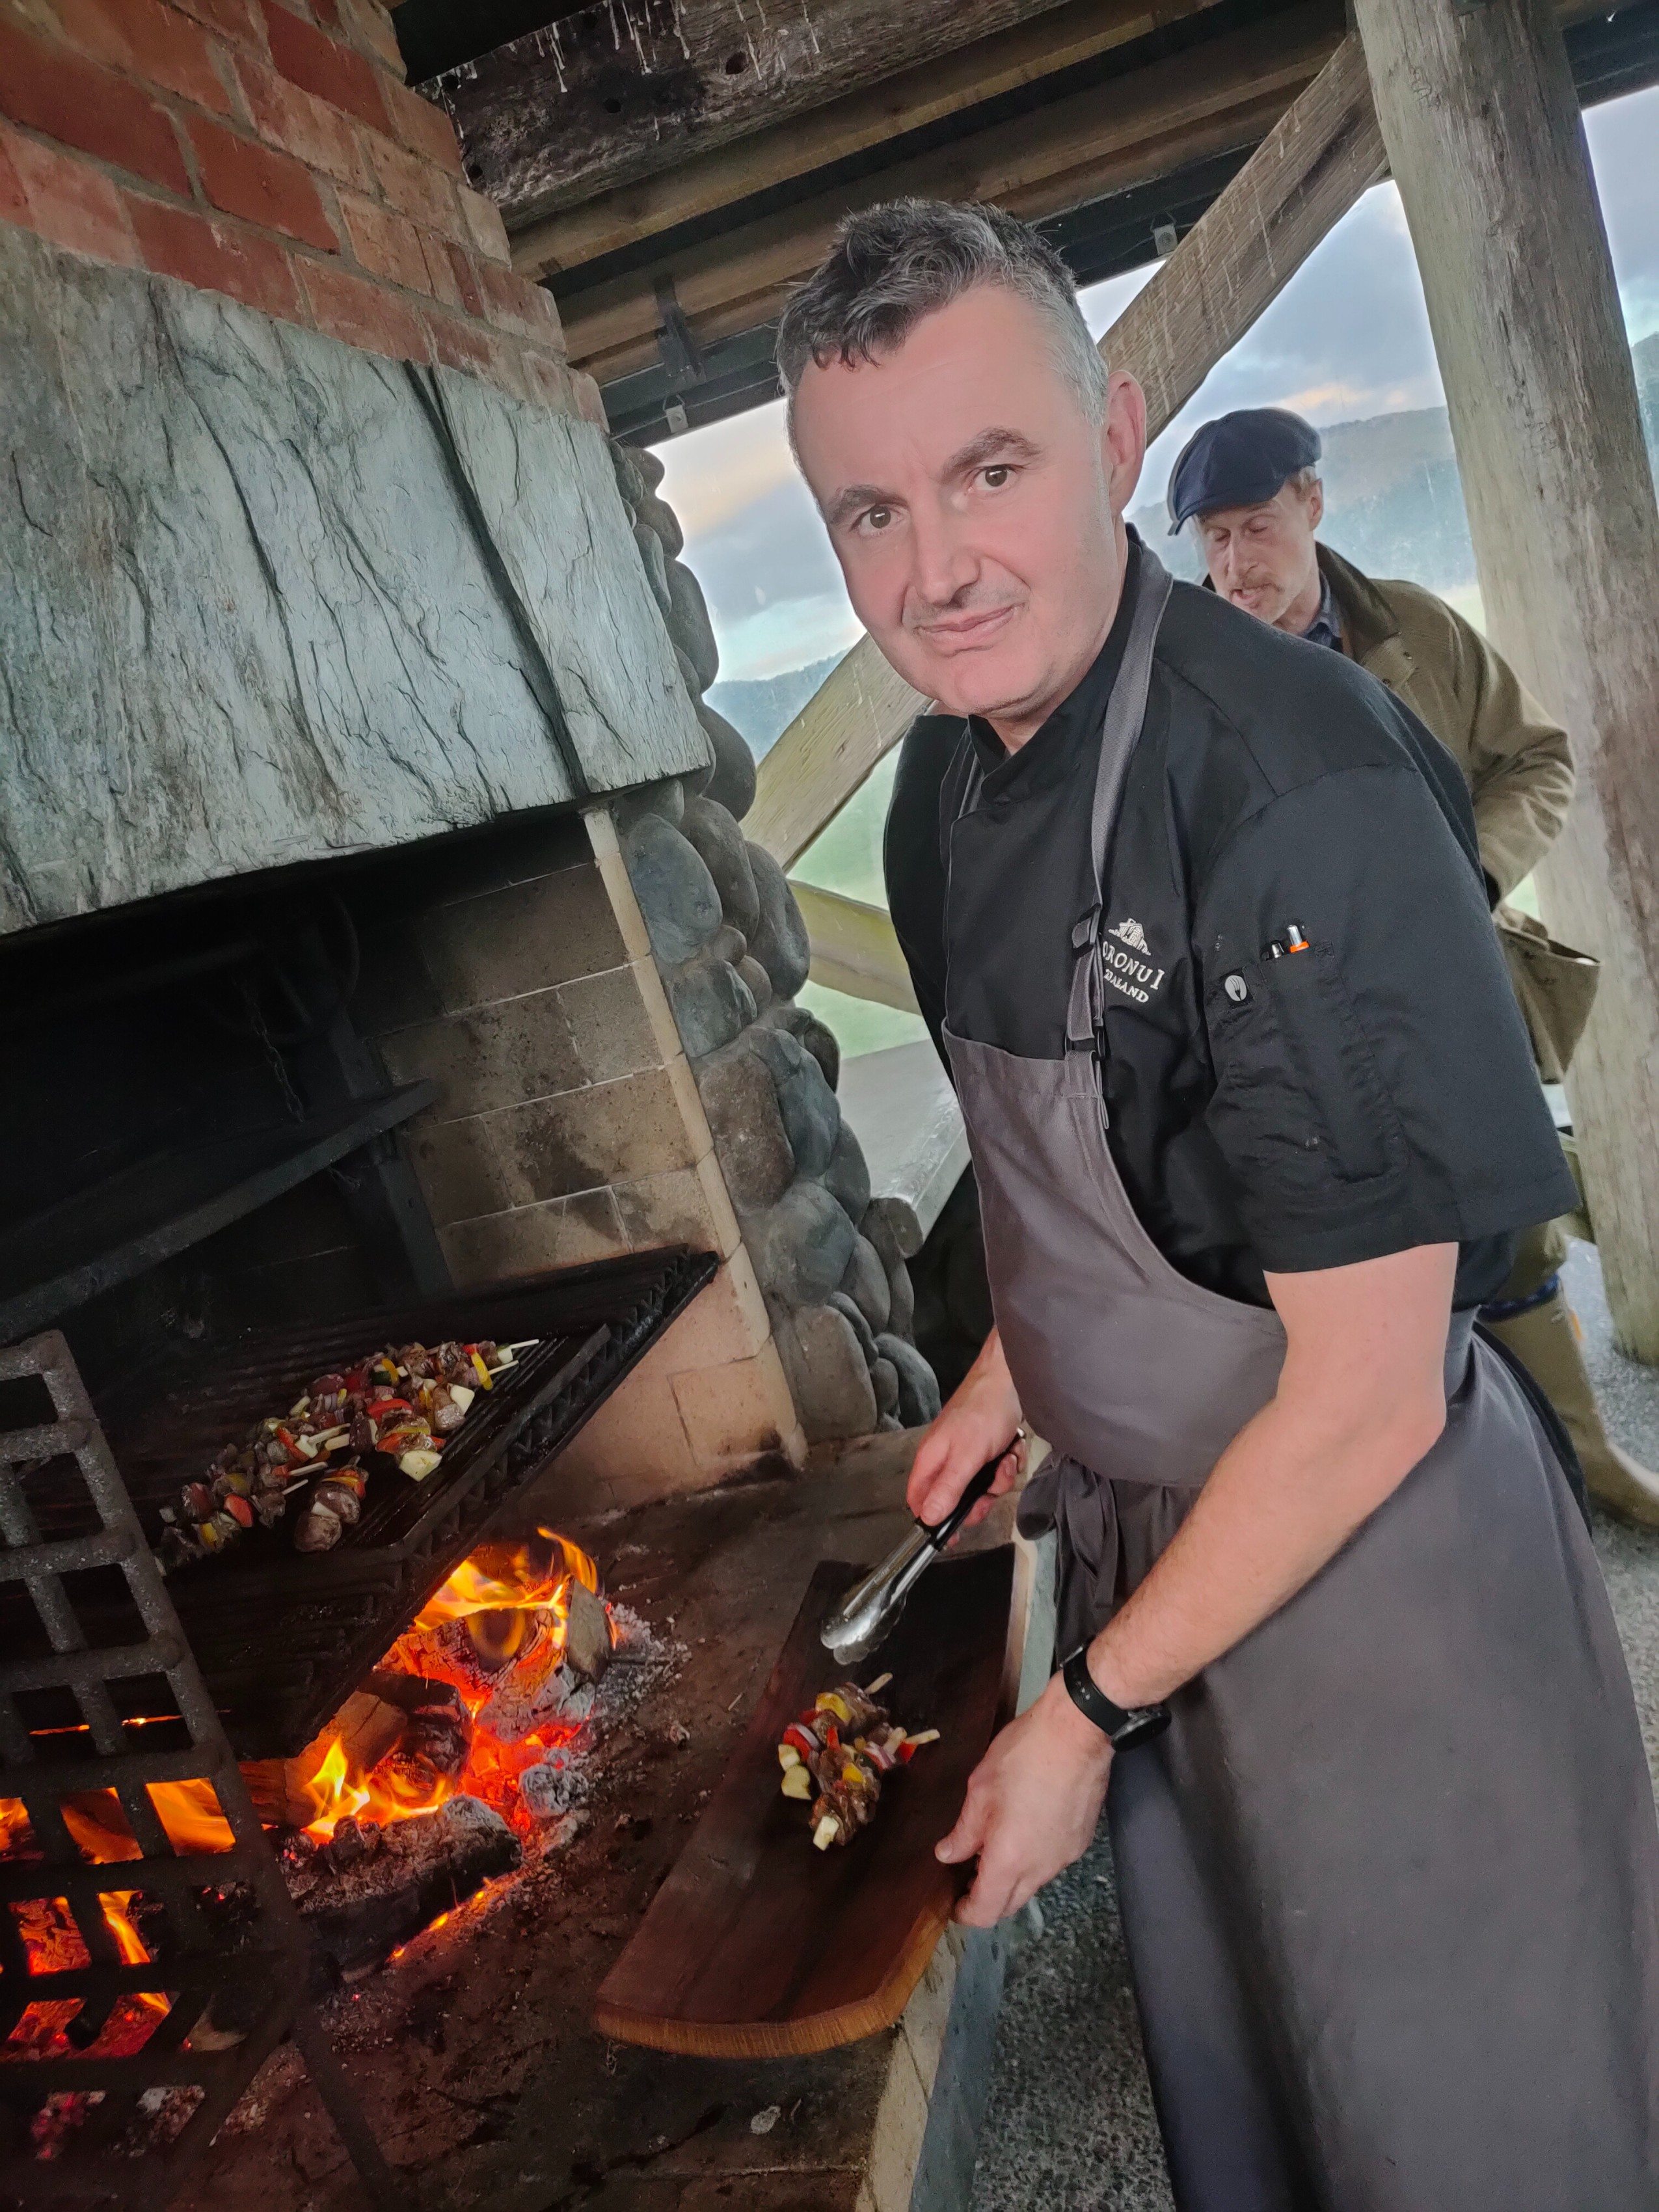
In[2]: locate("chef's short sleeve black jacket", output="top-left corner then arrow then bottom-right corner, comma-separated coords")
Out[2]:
885,556 -> 1578,1311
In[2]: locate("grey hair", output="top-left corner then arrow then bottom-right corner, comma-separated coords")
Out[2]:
776,198 -> 1109,431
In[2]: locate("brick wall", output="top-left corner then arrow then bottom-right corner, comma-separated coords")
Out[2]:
354,811 -> 807,1509
0,0 -> 597,416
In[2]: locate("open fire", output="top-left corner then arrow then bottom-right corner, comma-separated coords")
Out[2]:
292,1526 -> 612,1844
2,1526 -> 640,2083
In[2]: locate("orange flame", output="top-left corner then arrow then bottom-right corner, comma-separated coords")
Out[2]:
294,1529 -> 605,1840
416,1530 -> 600,1625
3,1529 -> 607,2023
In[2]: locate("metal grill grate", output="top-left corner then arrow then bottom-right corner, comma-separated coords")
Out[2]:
0,1331 -> 401,2211
5,1248 -> 716,1760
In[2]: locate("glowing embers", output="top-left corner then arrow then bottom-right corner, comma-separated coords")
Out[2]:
2,1528 -> 669,2010
284,1528 -> 614,1853
252,1528 -> 662,1980
1,1775 -> 239,2073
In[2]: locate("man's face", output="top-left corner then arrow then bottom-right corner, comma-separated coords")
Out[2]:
790,285 -> 1146,739
1194,478 -> 1323,628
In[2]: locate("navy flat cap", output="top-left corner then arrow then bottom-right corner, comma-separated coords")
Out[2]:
1165,408 -> 1322,532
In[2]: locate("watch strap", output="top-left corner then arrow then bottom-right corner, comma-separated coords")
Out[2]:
1062,1647 -> 1170,1750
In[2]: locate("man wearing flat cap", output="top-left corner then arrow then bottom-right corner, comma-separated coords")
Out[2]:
1168,405 -> 1656,1524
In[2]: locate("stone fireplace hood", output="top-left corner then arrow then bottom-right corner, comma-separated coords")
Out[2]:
0,223 -> 710,937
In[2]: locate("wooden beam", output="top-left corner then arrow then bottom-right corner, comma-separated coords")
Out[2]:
746,640 -> 926,872
558,10 -> 1338,382
1104,29 -> 1382,437
448,0 -> 1117,234
511,0 -> 1217,279
750,33 -> 1381,869
1355,0 -> 1659,1357
791,882 -> 921,1012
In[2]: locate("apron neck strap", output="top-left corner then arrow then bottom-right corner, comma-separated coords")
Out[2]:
1066,548 -> 1174,1049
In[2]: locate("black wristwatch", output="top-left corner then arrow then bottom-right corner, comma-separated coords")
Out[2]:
1061,1647 -> 1170,1750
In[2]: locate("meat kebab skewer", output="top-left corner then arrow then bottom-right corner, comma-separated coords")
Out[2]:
775,1673 -> 941,1848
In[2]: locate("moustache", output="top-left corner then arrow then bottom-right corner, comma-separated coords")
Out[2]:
903,592 -> 1024,632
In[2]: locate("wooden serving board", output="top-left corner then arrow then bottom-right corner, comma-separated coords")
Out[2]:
593,1544 -> 1014,2058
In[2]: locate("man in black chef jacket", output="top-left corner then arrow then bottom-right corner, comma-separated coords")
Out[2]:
777,198 -> 1659,2209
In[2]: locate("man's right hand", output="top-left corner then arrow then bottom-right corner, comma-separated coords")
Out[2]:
906,1329 -> 1024,1530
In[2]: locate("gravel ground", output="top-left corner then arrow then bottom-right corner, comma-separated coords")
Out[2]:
969,1239 -> 1659,2212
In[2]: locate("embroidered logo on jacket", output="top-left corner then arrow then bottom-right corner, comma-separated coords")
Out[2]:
1100,917 -> 1167,1005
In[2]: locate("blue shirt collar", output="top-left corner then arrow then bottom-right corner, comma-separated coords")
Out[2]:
1301,569 -> 1343,653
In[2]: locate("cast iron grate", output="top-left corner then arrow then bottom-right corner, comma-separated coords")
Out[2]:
6,1248 -> 716,1762
0,1330 -> 401,2211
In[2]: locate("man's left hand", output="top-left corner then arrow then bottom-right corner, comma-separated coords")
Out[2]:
936,1678 -> 1114,1926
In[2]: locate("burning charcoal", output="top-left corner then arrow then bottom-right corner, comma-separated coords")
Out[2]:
563,1578 -> 613,1684
405,1708 -> 469,1778
440,1794 -> 513,1846
323,1815 -> 379,1872
296,1796 -> 522,1981
364,1671 -> 463,1716
381,1696 -> 472,1802
519,1753 -> 589,1823
478,1658 -> 593,1744
280,1829 -> 321,1873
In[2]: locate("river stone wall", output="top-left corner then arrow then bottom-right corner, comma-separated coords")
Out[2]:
608,440 -> 942,1444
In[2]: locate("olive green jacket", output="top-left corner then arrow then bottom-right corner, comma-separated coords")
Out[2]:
1317,543 -> 1573,900
1318,543 -> 1596,1079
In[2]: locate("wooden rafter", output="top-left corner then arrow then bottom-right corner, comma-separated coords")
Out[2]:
511,0 -> 1217,280
744,644 -> 924,876
556,9 -> 1340,384
749,32 -> 1383,900
448,0 -> 1120,234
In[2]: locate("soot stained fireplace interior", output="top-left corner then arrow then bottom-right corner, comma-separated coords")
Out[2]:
0,816 -> 733,2195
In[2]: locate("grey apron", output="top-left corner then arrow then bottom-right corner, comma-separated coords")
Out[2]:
943,549 -> 1659,2210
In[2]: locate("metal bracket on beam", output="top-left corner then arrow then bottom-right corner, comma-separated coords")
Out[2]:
653,275 -> 707,386
653,275 -> 706,436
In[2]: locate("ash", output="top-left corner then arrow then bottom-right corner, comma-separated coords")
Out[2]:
516,1606 -> 683,1832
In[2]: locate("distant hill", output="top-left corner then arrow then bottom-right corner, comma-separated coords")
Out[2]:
705,652 -> 844,758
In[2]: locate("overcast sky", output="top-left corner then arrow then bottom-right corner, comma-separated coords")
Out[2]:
658,82 -> 1659,685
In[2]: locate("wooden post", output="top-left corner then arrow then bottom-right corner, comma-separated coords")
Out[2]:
1354,0 -> 1659,1360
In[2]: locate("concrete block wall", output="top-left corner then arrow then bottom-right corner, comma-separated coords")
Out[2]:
0,0 -> 593,416
357,808 -> 805,1511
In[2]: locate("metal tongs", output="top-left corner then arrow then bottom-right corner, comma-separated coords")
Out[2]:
819,1457 -> 1001,1666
